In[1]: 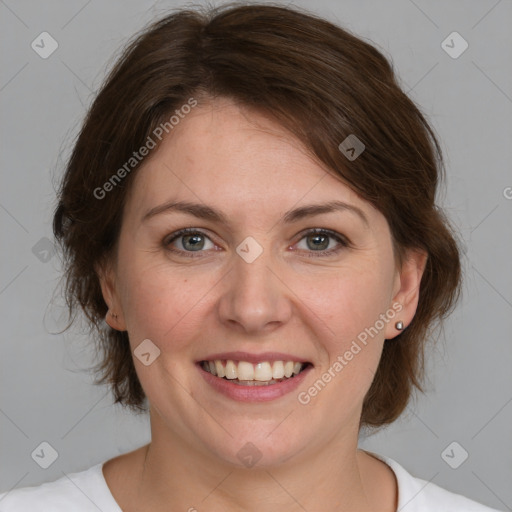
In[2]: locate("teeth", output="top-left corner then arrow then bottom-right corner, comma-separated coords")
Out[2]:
225,360 -> 237,379
214,360 -> 225,378
237,361 -> 255,380
272,360 -> 285,379
254,362 -> 273,381
202,359 -> 306,382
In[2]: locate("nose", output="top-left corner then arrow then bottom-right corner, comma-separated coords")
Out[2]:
217,243 -> 293,335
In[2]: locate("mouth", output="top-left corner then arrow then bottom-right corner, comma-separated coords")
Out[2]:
197,355 -> 313,402
199,359 -> 312,386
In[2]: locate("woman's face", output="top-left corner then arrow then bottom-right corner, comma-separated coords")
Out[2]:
100,98 -> 425,467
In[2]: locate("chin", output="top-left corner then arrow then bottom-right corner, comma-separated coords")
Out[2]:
195,420 -> 313,470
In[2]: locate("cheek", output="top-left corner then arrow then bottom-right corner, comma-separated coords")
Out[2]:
301,262 -> 394,399
117,255 -> 216,353
116,231 -> 395,365
313,263 -> 394,348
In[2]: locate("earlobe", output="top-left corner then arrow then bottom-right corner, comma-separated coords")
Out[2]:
385,248 -> 428,340
95,260 -> 127,331
105,309 -> 119,329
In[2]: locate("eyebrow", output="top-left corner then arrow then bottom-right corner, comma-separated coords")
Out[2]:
141,199 -> 369,228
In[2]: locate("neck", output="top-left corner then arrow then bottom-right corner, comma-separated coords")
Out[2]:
128,417 -> 393,512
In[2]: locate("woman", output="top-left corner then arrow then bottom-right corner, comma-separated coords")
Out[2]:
0,3 -> 503,511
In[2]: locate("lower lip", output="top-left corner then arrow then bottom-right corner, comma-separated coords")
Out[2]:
197,363 -> 312,402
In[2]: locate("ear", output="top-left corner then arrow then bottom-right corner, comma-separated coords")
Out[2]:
384,248 -> 428,340
95,258 -> 127,331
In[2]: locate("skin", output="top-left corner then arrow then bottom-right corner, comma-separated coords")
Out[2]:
98,97 -> 427,512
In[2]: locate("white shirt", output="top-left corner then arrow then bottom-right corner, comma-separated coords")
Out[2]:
0,451 -> 503,511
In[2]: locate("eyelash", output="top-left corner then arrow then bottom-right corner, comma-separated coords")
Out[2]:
164,227 -> 350,258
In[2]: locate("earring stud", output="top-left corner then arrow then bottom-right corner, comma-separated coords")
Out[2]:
109,311 -> 118,320
395,320 -> 404,331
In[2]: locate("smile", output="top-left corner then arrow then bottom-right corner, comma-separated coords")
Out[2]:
200,359 -> 309,386
197,357 -> 313,401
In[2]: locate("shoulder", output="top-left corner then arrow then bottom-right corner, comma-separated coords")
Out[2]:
0,462 -> 121,512
366,450 -> 504,512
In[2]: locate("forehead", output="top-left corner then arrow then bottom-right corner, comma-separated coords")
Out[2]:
124,99 -> 380,228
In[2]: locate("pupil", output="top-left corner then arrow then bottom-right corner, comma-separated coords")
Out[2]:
184,234 -> 203,251
308,234 -> 328,251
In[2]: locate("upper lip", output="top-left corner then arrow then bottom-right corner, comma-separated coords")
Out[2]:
197,351 -> 312,365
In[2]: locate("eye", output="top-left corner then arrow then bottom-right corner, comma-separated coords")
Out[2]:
164,228 -> 216,257
294,228 -> 349,257
164,227 -> 350,258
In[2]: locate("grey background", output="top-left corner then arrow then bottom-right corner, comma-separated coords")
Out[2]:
1,0 -> 511,509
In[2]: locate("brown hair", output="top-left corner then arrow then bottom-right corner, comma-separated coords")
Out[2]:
53,2 -> 462,428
